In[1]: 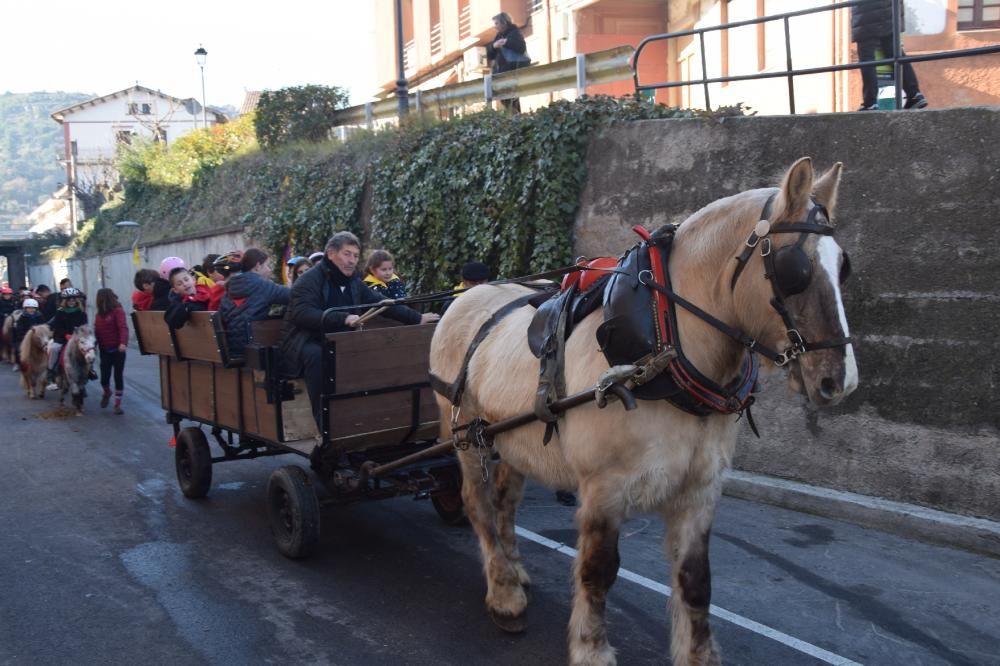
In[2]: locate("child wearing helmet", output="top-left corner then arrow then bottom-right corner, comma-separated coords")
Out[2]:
46,287 -> 90,389
287,256 -> 311,284
13,297 -> 44,368
0,286 -> 15,320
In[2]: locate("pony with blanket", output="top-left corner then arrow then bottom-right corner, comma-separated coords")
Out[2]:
57,324 -> 97,414
429,158 -> 857,665
19,323 -> 52,399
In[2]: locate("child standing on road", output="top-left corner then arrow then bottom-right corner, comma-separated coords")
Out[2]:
363,250 -> 408,299
94,288 -> 128,414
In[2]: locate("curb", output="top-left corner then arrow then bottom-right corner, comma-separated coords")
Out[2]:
723,469 -> 1000,559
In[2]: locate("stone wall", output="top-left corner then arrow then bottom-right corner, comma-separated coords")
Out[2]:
573,107 -> 1000,520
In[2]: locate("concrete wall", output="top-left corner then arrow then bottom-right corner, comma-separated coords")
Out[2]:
573,107 -> 1000,520
28,228 -> 247,335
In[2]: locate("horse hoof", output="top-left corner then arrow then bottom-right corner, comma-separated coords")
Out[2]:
488,607 -> 527,634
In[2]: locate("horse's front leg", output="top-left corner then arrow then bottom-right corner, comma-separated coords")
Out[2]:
457,448 -> 529,633
493,460 -> 531,593
568,482 -> 622,666
664,487 -> 722,666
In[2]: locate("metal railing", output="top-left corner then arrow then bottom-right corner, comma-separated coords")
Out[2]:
633,0 -> 1000,114
331,45 -> 635,130
430,23 -> 443,58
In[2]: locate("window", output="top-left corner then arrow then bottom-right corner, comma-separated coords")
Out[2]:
127,102 -> 153,115
154,128 -> 167,143
528,0 -> 543,14
115,130 -> 134,145
959,0 -> 1000,30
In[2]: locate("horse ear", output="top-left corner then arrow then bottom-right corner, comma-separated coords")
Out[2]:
813,162 -> 843,217
775,157 -> 814,219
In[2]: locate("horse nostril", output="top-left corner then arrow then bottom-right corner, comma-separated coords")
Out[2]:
819,377 -> 838,400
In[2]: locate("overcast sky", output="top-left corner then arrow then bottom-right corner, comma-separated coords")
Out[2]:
0,0 -> 379,108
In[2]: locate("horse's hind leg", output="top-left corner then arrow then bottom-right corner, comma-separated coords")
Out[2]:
568,481 -> 622,666
457,448 -> 529,633
664,489 -> 722,666
493,461 -> 531,592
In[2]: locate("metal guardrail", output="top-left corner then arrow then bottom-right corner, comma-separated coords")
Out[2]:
332,45 -> 635,129
633,0 -> 1000,114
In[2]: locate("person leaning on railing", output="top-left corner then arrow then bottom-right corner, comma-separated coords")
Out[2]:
852,0 -> 928,111
485,12 -> 530,113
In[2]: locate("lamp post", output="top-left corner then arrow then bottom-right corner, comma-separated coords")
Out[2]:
194,46 -> 208,129
116,220 -> 142,267
394,0 -> 409,119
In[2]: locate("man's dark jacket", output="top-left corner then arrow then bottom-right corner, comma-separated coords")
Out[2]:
851,0 -> 902,43
279,257 -> 421,378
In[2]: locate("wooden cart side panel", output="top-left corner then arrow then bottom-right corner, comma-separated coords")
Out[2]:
214,367 -> 241,431
328,387 -> 437,440
159,356 -> 170,410
173,312 -> 223,363
281,379 -> 318,442
250,320 -> 284,347
189,363 -> 215,422
253,375 -> 279,442
240,369 -> 258,434
168,358 -> 191,417
134,311 -> 174,356
328,324 -> 437,394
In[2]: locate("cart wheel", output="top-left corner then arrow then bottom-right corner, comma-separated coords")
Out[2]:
175,427 -> 212,499
267,466 -> 320,559
431,491 -> 469,526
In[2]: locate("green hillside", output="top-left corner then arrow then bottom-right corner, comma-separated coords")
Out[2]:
0,91 -> 93,228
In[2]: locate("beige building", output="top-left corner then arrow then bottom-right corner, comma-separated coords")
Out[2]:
372,1 -> 998,114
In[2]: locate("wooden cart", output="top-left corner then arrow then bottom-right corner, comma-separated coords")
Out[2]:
133,310 -> 464,558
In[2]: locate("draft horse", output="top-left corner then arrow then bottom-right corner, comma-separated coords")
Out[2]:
58,324 -> 97,415
429,158 -> 858,665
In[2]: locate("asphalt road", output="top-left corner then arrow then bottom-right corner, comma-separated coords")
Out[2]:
1,348 -> 998,665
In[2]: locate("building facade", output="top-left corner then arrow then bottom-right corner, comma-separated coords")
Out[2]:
372,1 -> 997,114
50,85 -> 226,196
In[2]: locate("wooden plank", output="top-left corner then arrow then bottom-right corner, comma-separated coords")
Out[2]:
173,312 -> 223,363
134,311 -> 173,356
240,368 -> 258,434
328,387 -> 437,439
159,356 -> 169,410
168,359 -> 191,417
215,367 -> 241,430
253,369 -> 279,442
250,320 -> 284,347
189,363 -> 215,422
328,324 -> 436,394
281,379 -> 318,442
328,423 -> 439,451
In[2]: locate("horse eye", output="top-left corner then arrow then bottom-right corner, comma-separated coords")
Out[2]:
839,252 -> 852,284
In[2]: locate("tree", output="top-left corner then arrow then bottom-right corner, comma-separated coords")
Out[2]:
253,85 -> 350,149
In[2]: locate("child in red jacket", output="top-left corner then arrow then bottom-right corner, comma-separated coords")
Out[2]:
94,288 -> 128,414
164,267 -> 211,329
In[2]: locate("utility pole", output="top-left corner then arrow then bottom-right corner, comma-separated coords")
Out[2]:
394,0 -> 409,120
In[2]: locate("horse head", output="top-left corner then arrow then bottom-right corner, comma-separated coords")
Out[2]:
731,157 -> 858,406
72,325 -> 97,367
32,324 -> 53,350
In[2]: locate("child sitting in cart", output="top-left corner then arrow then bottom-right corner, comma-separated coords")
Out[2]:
362,250 -> 408,300
164,267 -> 212,329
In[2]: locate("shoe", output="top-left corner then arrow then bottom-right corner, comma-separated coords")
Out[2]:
113,406 -> 124,415
11,365 -> 18,372
857,103 -> 879,111
555,490 -> 577,507
903,92 -> 928,109
46,382 -> 59,392
100,390 -> 111,409
87,369 -> 98,381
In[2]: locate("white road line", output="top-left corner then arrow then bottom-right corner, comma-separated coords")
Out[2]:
515,526 -> 863,666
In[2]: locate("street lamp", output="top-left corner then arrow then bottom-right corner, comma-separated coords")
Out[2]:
194,45 -> 208,129
394,0 -> 409,119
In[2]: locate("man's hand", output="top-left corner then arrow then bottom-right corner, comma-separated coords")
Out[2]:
493,38 -> 507,48
420,313 -> 441,324
345,314 -> 361,327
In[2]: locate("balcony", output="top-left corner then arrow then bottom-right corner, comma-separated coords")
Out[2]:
403,40 -> 416,76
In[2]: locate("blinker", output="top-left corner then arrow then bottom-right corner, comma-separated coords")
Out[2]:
773,243 -> 813,296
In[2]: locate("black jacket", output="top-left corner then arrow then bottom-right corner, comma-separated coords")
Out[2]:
49,308 -> 87,342
485,25 -> 528,74
851,0 -> 902,43
279,257 -> 422,377
0,298 -> 15,318
219,271 -> 291,358
14,310 -> 44,343
150,278 -> 172,311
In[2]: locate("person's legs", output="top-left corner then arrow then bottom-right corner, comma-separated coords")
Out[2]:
47,341 -> 63,388
301,341 -> 325,433
856,38 -> 879,108
878,35 -> 926,107
113,351 -> 126,413
99,349 -> 113,407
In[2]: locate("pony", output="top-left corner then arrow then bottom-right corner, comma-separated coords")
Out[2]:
57,324 -> 97,415
1,311 -> 19,364
19,323 -> 52,399
428,157 -> 857,665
